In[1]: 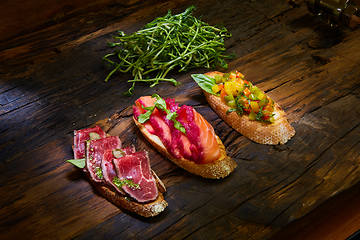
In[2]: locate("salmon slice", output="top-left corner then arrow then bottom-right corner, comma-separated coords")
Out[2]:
134,95 -> 221,164
193,109 -> 221,164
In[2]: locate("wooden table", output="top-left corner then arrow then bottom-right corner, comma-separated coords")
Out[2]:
1,0 -> 360,239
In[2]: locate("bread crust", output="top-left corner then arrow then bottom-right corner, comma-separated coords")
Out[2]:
134,118 -> 237,179
91,173 -> 167,217
204,71 -> 295,145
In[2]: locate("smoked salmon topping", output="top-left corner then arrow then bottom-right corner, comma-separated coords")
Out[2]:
133,95 -> 220,164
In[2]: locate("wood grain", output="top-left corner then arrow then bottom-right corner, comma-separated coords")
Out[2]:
1,0 -> 360,239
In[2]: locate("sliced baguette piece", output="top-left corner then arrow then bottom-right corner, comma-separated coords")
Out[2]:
91,172 -> 167,217
134,117 -> 237,179
204,71 -> 295,145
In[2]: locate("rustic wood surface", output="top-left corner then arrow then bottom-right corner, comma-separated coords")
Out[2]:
1,0 -> 360,239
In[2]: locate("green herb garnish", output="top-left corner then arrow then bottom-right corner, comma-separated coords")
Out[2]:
191,74 -> 219,95
66,158 -> 86,168
113,177 -> 140,190
103,6 -> 232,95
226,108 -> 237,114
138,109 -> 154,123
95,167 -> 103,179
137,94 -> 186,133
112,149 -> 125,158
235,96 -> 245,115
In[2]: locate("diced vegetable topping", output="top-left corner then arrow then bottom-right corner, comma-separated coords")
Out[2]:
192,71 -> 276,123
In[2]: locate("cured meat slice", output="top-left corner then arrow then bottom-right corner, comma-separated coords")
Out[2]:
113,151 -> 158,203
73,126 -> 106,159
101,146 -> 136,194
86,136 -> 121,182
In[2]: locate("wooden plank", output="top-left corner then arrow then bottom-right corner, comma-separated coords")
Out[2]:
1,0 -> 360,239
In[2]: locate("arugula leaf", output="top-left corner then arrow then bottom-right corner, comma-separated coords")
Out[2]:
138,109 -> 153,123
113,177 -> 140,190
191,74 -> 218,95
143,106 -> 155,111
166,111 -> 178,121
152,94 -> 167,111
167,111 -> 186,134
137,94 -> 186,134
66,158 -> 86,168
174,120 -> 186,134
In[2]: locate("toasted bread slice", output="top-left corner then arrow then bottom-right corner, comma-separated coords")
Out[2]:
134,117 -> 237,179
91,171 -> 167,217
204,71 -> 295,145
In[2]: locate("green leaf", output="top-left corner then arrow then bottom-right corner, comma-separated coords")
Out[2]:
138,110 -> 153,123
112,149 -> 125,158
166,111 -> 178,121
66,158 -> 86,168
191,74 -> 217,95
143,106 -> 155,111
152,94 -> 167,111
95,167 -> 103,179
226,108 -> 237,114
174,121 -> 186,134
89,132 -> 101,140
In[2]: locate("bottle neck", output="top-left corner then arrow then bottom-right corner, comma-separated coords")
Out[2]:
306,0 -> 360,27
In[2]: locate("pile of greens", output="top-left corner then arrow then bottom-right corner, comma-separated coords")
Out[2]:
103,6 -> 232,95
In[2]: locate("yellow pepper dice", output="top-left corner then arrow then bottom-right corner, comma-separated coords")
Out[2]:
249,111 -> 256,120
212,84 -> 220,93
224,82 -> 234,96
224,81 -> 244,97
250,101 -> 260,112
233,82 -> 243,96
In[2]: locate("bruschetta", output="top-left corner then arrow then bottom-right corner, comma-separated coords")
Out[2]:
68,126 -> 167,217
191,71 -> 295,144
132,94 -> 237,179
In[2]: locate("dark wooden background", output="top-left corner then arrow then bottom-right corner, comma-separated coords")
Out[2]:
1,0 -> 360,239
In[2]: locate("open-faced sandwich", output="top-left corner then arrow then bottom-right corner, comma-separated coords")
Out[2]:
133,94 -> 237,179
67,125 -> 167,217
191,71 -> 295,144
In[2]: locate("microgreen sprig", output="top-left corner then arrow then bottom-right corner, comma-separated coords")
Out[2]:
103,6 -> 232,95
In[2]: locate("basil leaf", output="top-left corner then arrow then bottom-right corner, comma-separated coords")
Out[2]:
191,74 -> 217,95
66,158 -> 86,168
